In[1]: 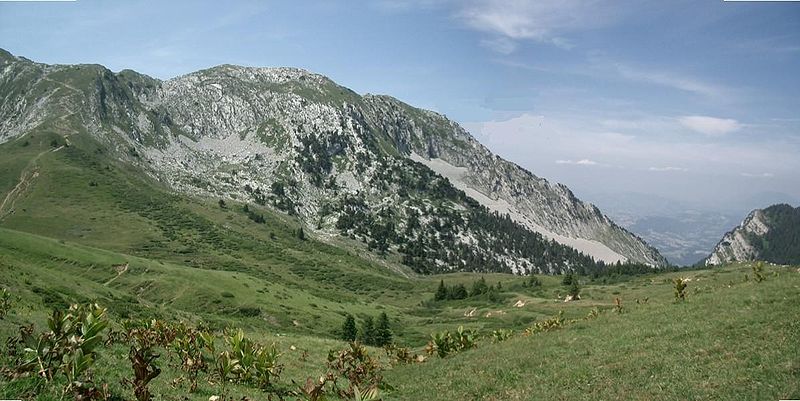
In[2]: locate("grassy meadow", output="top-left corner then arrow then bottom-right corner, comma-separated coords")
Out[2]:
0,129 -> 798,400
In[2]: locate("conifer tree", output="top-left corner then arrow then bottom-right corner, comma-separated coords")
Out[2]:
359,316 -> 376,345
434,280 -> 448,301
374,312 -> 393,346
341,314 -> 357,342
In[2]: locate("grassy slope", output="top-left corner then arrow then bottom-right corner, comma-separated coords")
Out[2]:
0,128 -> 798,400
389,264 -> 800,401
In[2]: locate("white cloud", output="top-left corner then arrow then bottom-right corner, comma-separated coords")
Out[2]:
648,166 -> 688,172
556,159 -> 599,165
608,62 -> 730,99
740,172 -> 774,178
457,0 -> 615,50
679,116 -> 741,136
479,37 -> 517,54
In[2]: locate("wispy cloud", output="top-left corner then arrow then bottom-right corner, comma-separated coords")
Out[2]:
679,116 -> 741,136
741,172 -> 774,178
556,159 -> 600,166
479,37 -> 517,54
648,166 -> 688,172
610,62 -> 730,99
457,0 -> 616,51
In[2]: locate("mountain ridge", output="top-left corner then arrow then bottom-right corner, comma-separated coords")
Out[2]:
0,49 -> 667,273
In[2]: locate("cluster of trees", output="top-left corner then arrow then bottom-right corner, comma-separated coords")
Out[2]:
295,131 -> 349,187
340,312 -> 393,347
754,204 -> 800,264
242,204 -> 266,224
335,157 -> 606,275
433,277 -> 501,301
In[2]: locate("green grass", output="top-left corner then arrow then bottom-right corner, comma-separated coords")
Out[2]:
0,127 -> 798,400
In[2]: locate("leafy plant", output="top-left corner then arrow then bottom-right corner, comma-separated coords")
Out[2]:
490,329 -> 514,343
673,278 -> 688,301
752,262 -> 766,282
170,325 -> 209,392
121,320 -> 165,401
524,311 -> 565,335
425,326 -> 478,358
0,288 -> 12,319
384,344 -> 421,365
613,297 -> 624,314
11,303 -> 109,399
326,342 -> 384,400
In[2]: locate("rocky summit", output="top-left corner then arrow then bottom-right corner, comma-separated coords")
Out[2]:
705,203 -> 800,266
0,49 -> 666,274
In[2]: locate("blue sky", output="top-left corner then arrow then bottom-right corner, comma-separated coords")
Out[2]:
1,0 -> 799,213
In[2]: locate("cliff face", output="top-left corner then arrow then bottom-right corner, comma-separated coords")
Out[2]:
0,50 -> 668,273
705,204 -> 800,266
705,209 -> 770,265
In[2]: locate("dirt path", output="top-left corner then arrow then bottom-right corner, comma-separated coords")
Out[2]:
104,263 -> 129,286
0,145 -> 62,220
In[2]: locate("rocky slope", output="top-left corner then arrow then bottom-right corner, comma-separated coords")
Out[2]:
0,49 -> 667,273
705,204 -> 800,265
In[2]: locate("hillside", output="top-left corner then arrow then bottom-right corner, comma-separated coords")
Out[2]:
705,204 -> 800,266
0,49 -> 666,274
0,227 -> 797,400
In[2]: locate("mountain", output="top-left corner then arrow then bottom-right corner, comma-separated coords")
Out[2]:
0,49 -> 666,274
705,203 -> 800,266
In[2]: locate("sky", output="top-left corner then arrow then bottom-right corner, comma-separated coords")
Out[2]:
1,0 -> 799,214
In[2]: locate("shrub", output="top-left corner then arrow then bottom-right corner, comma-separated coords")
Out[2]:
568,281 -> 580,298
121,320 -> 170,401
12,303 -> 109,398
236,306 -> 261,317
524,311 -> 565,335
752,262 -> 766,283
326,342 -> 383,400
490,329 -> 514,343
425,326 -> 477,358
673,278 -> 688,301
613,297 -> 624,314
0,288 -> 11,319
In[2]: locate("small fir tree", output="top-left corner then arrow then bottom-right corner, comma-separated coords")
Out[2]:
359,316 -> 376,345
341,314 -> 357,342
568,281 -> 580,299
374,312 -> 393,346
434,280 -> 448,301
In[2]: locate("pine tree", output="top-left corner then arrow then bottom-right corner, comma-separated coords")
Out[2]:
470,277 -> 489,297
297,227 -> 306,241
374,312 -> 393,346
450,283 -> 468,300
434,280 -> 448,301
568,281 -> 580,298
341,314 -> 357,342
359,316 -> 376,345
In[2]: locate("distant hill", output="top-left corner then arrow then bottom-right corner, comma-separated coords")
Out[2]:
705,204 -> 800,265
